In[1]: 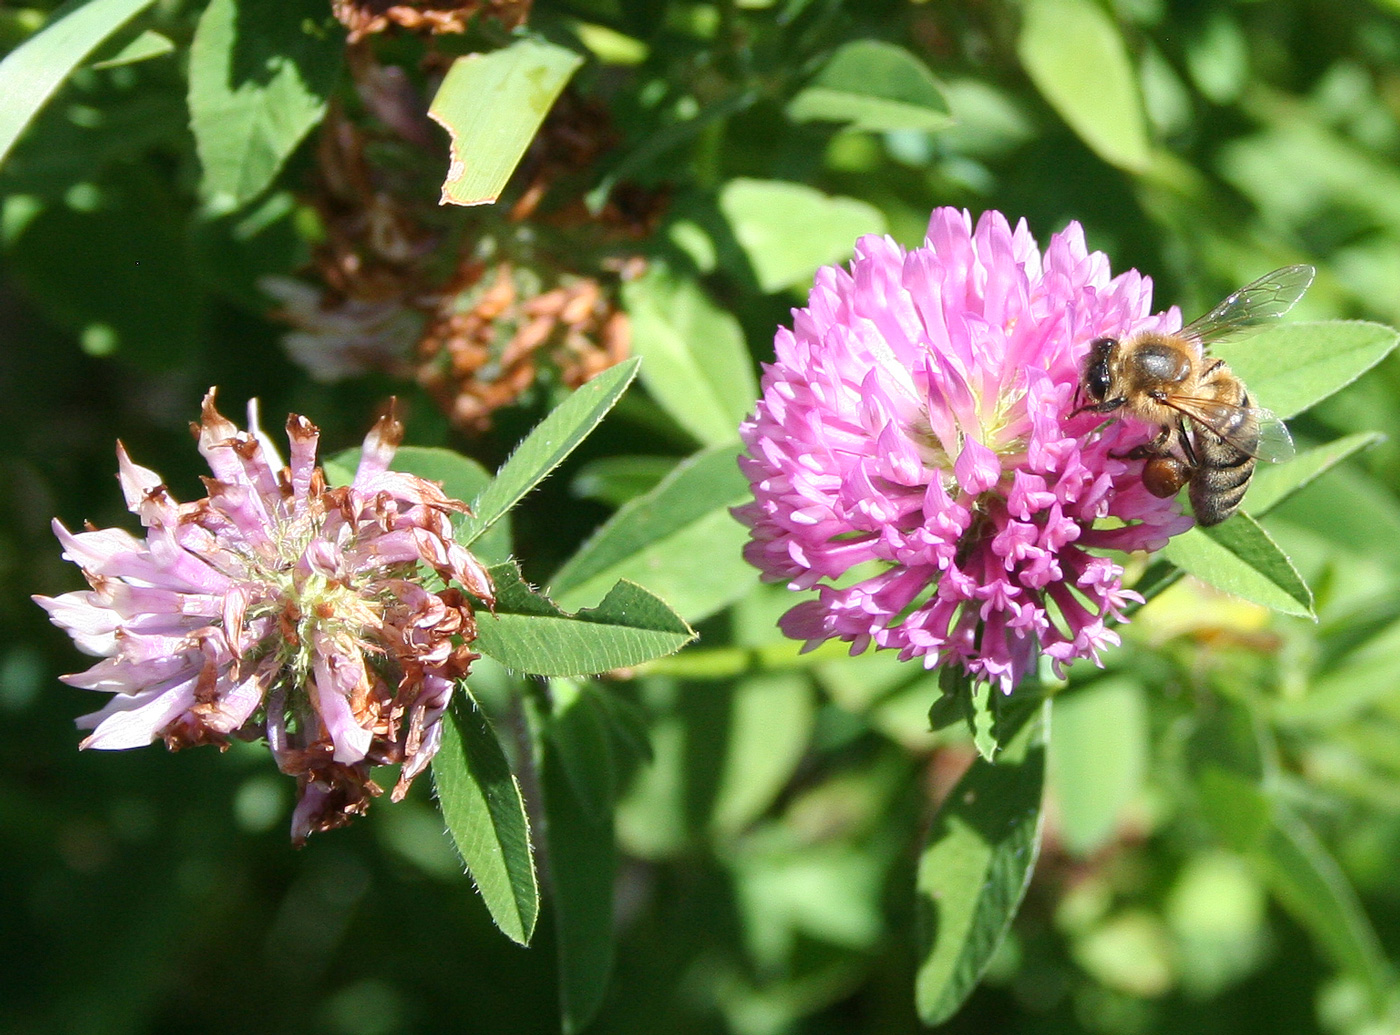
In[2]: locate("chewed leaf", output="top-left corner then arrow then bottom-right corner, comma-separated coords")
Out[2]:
428,39 -> 583,206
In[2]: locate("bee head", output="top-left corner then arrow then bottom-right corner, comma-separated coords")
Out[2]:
1081,337 -> 1118,405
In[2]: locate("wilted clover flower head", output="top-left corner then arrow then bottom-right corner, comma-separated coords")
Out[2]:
736,208 -> 1194,693
35,390 -> 495,843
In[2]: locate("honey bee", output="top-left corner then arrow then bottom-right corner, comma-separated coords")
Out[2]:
1076,265 -> 1313,526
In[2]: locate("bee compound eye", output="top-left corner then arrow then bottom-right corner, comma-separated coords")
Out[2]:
1084,338 -> 1117,401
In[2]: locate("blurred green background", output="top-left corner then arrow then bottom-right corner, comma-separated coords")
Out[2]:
7,0 -> 1400,1033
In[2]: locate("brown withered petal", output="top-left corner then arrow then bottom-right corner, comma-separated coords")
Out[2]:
331,0 -> 531,43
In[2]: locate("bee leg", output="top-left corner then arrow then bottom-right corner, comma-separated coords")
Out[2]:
1178,422 -> 1201,467
1111,424 -> 1175,461
1071,397 -> 1128,417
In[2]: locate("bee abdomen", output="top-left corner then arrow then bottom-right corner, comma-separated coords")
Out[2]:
1189,452 -> 1256,525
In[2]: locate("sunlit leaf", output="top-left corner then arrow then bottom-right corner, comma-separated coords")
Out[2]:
1017,0 -> 1151,172
718,178 -> 886,293
428,38 -> 582,206
785,40 -> 953,133
1246,432 -> 1383,517
472,562 -> 696,677
89,28 -> 173,69
622,268 -> 755,446
1049,678 -> 1147,857
916,700 -> 1049,1024
552,444 -> 754,624
1162,513 -> 1313,617
460,357 -> 640,546
1214,321 -> 1400,421
188,0 -> 341,209
710,673 -> 815,837
433,690 -> 539,945
0,0 -> 156,170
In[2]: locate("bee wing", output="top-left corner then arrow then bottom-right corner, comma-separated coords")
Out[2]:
1251,410 -> 1297,463
1164,396 -> 1296,463
1179,265 -> 1315,346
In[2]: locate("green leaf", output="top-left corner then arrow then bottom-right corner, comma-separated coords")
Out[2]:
622,268 -> 755,446
1262,807 -> 1395,1005
585,88 -> 758,213
785,40 -> 954,132
1213,321 -> 1400,421
428,38 -> 583,207
460,357 -> 640,547
916,700 -> 1050,1025
0,0 -> 156,170
1272,618 -> 1400,729
1246,432 -> 1383,517
5,166 -> 203,369
717,178 -> 887,293
552,444 -> 754,624
89,28 -> 173,69
1194,770 -> 1393,1006
710,673 -> 816,838
1162,512 -> 1313,617
472,562 -> 696,677
1049,678 -> 1147,857
1270,463 -> 1400,566
1017,0 -> 1151,172
433,691 -> 539,945
542,729 -> 617,1034
968,678 -> 998,763
571,455 -> 677,506
188,0 -> 342,209
936,665 -> 1045,763
548,679 -> 618,825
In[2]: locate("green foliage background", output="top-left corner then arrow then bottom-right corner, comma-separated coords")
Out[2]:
6,1 -> 1400,1033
